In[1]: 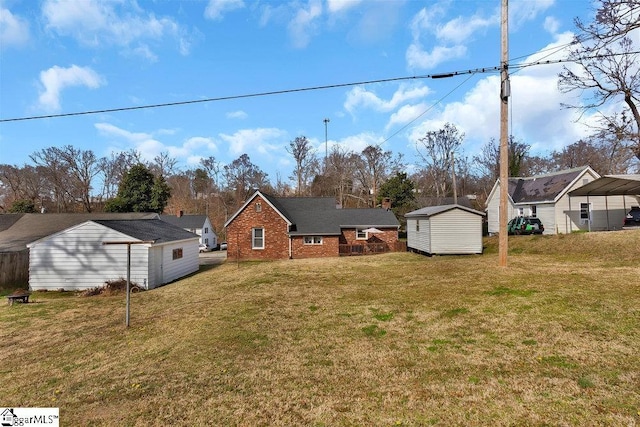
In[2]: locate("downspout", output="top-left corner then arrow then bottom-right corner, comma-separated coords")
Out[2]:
587,195 -> 591,232
605,195 -> 610,230
568,196 -> 572,233
289,235 -> 292,259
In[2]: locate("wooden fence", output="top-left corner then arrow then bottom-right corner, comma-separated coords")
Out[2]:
0,251 -> 29,288
339,241 -> 407,256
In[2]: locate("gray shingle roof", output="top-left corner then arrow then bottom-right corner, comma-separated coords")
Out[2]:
508,167 -> 586,203
0,213 -> 158,252
94,219 -> 199,243
159,214 -> 209,230
260,193 -> 399,235
405,204 -> 485,218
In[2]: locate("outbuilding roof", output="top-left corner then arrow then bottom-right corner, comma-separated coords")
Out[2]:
93,219 -> 199,243
568,175 -> 640,197
405,204 -> 486,218
0,212 -> 159,252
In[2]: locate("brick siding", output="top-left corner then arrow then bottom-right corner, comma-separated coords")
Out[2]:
226,195 -> 399,260
226,195 -> 290,260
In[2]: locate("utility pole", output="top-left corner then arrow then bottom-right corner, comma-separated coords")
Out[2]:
323,118 -> 330,173
499,0 -> 510,267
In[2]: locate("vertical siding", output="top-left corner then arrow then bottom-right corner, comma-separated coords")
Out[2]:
486,182 -> 516,235
533,204 -> 555,235
407,218 -> 431,253
430,210 -> 483,254
29,222 -> 150,291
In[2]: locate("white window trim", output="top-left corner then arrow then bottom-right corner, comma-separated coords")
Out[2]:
252,228 -> 265,249
303,236 -> 323,245
356,229 -> 367,240
580,202 -> 591,223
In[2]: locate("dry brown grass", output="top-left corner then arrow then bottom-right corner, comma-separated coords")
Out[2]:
1,230 -> 639,426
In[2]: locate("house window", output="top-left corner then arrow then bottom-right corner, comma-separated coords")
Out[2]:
303,236 -> 323,245
518,207 -> 524,217
530,206 -> 537,217
255,202 -> 262,212
252,228 -> 264,249
204,227 -> 208,233
356,228 -> 367,240
416,220 -> 420,232
580,203 -> 591,222
205,238 -> 209,245
172,248 -> 183,260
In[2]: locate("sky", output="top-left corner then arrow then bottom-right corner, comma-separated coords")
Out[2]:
0,0 -> 606,185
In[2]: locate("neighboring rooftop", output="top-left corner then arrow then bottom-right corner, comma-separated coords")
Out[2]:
0,213 -> 158,252
507,167 -> 588,204
160,214 -> 210,230
93,219 -> 199,244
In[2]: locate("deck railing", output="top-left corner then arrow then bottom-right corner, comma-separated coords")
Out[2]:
339,241 -> 406,256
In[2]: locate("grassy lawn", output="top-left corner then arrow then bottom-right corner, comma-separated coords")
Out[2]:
1,231 -> 639,426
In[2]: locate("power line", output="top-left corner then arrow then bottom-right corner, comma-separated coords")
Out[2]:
0,50 -> 636,124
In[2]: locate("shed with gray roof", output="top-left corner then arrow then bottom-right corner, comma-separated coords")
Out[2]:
405,204 -> 485,255
26,219 -> 199,291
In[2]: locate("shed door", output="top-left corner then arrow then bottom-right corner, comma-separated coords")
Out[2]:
152,247 -> 163,289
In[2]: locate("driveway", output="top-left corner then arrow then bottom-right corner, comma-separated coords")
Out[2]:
199,250 -> 227,266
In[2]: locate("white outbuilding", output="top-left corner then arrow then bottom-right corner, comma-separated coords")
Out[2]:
27,219 -> 199,291
405,204 -> 485,255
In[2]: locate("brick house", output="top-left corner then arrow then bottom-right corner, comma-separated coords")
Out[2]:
224,190 -> 400,260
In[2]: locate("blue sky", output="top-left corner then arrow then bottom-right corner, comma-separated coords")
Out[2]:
0,0 -> 600,183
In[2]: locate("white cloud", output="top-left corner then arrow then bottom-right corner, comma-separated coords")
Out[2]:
436,13 -> 497,45
0,6 -> 30,48
510,0 -> 555,29
42,0 -> 191,56
219,128 -> 288,156
226,110 -> 248,120
406,43 -> 467,70
543,16 -> 560,34
327,0 -> 362,14
95,123 -> 218,163
344,84 -> 431,114
405,37 -> 592,158
288,0 -> 323,48
386,103 -> 429,131
204,0 -> 245,21
336,132 -> 384,154
37,65 -> 105,112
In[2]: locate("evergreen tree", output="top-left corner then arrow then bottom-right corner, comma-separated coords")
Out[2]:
105,164 -> 171,213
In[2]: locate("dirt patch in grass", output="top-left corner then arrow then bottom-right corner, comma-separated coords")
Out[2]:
1,230 -> 640,425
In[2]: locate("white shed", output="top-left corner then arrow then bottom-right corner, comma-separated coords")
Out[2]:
27,219 -> 199,291
405,204 -> 485,255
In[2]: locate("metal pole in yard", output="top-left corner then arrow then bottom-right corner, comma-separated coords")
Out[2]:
103,240 -> 155,328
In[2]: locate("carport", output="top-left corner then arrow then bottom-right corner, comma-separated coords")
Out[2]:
568,175 -> 640,231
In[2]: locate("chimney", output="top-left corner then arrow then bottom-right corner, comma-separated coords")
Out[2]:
177,210 -> 184,217
382,198 -> 391,210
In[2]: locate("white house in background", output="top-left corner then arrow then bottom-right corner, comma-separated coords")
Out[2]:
486,166 -> 637,235
405,204 -> 485,255
160,213 -> 218,250
27,219 -> 199,291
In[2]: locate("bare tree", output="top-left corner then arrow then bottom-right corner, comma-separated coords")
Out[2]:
30,147 -> 73,212
286,136 -> 318,196
150,151 -> 178,177
559,0 -> 640,159
353,145 -> 404,207
98,150 -> 142,201
416,123 -> 464,198
223,154 -> 270,208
